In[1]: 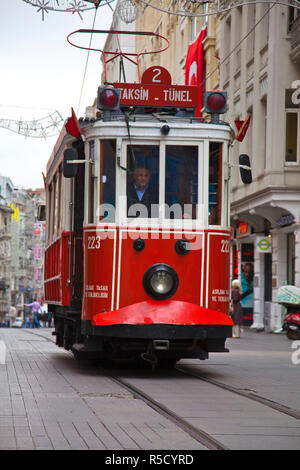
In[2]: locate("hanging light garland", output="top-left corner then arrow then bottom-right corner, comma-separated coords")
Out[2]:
0,111 -> 64,139
21,0 -> 116,20
134,0 -> 300,17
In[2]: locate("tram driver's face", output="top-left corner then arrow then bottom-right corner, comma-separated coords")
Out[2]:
134,167 -> 150,190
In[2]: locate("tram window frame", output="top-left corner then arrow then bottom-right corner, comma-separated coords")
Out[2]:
164,144 -> 200,221
125,142 -> 160,222
122,140 -> 205,226
47,182 -> 53,243
56,166 -> 62,235
52,175 -> 58,238
87,140 -> 96,224
50,176 -> 56,239
99,139 -> 116,223
208,141 -> 223,226
48,168 -> 62,240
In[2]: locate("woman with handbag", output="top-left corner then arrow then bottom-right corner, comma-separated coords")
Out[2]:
231,279 -> 243,338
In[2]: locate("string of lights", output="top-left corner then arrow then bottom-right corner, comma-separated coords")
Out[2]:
135,0 -> 300,17
21,0 -> 115,20
0,111 -> 64,138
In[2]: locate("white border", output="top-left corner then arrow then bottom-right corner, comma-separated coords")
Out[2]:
117,228 -> 205,310
83,227 -> 117,312
205,231 -> 231,308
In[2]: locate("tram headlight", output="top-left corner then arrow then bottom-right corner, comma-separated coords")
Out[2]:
143,264 -> 179,300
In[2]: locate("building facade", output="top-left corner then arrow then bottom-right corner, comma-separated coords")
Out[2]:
218,1 -> 300,330
0,177 -> 46,321
101,0 -> 214,87
0,203 -> 12,323
135,0 -> 210,85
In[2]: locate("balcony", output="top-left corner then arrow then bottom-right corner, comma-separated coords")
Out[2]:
290,15 -> 300,63
0,227 -> 11,239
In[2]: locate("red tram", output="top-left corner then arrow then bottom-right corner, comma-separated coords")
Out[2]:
43,37 -> 237,366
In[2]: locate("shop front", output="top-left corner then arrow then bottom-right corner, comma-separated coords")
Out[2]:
231,195 -> 300,332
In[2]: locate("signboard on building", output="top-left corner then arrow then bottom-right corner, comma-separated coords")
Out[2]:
256,236 -> 272,253
276,214 -> 294,228
237,221 -> 251,238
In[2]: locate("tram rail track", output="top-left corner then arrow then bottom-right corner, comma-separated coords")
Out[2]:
27,329 -> 300,420
175,365 -> 300,421
106,373 -> 229,451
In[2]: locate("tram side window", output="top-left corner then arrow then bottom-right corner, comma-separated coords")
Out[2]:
127,145 -> 159,218
48,169 -> 62,239
88,141 -> 95,224
209,142 -> 222,225
100,140 -> 116,222
47,183 -> 52,242
165,146 -> 198,219
55,167 -> 62,234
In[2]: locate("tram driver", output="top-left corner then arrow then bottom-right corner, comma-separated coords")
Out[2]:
127,165 -> 158,218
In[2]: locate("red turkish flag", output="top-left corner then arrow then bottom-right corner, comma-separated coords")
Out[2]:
235,115 -> 251,142
65,107 -> 82,140
185,27 -> 206,117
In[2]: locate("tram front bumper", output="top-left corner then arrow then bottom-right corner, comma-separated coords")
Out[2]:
90,299 -> 233,341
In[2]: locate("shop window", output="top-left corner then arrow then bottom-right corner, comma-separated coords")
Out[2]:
264,253 -> 272,302
285,112 -> 298,162
287,233 -> 295,285
288,6 -> 300,32
285,90 -> 300,163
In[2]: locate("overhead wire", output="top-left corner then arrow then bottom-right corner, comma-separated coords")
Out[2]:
76,0 -> 278,116
76,2 -> 100,116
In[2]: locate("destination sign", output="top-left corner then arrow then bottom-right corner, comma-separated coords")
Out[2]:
113,82 -> 199,108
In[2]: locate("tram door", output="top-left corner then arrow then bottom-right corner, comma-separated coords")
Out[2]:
72,141 -> 85,309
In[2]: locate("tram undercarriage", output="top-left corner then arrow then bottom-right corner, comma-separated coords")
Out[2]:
75,324 -> 231,364
52,305 -> 232,367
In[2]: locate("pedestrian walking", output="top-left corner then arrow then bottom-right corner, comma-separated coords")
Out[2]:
0,311 -> 5,327
8,304 -> 17,327
39,302 -> 48,327
24,299 -> 41,328
231,279 -> 244,338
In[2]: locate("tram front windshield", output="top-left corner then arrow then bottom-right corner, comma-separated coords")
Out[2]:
165,145 -> 198,219
91,140 -> 223,226
126,144 -> 199,220
123,141 -> 222,224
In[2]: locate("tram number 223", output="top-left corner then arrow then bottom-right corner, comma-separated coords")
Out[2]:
221,239 -> 230,253
87,236 -> 101,249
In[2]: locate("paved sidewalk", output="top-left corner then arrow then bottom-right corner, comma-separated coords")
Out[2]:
194,328 -> 300,412
0,328 -> 206,450
0,327 -> 299,450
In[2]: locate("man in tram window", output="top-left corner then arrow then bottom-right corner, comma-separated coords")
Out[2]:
127,165 -> 158,218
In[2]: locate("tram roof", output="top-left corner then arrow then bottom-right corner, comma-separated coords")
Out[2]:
85,112 -> 232,140
46,110 -> 232,184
